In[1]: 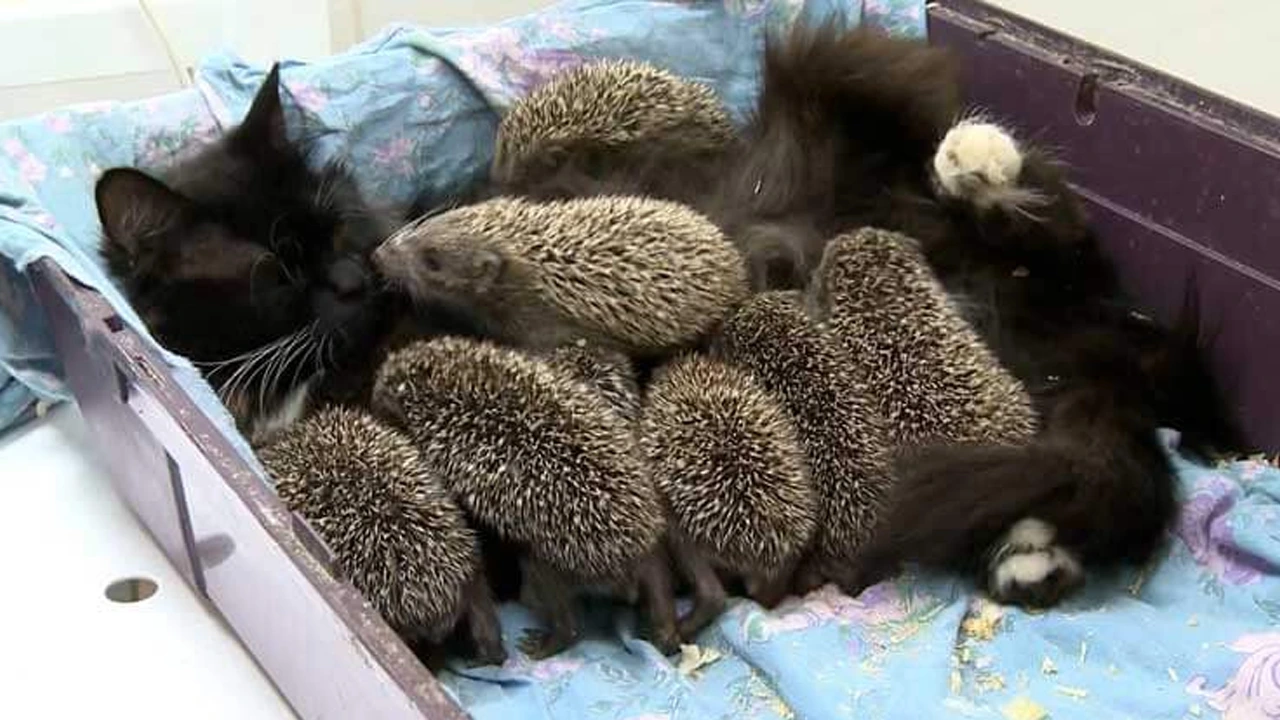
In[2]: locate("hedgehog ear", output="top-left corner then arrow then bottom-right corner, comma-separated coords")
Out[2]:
370,390 -> 409,429
472,249 -> 504,294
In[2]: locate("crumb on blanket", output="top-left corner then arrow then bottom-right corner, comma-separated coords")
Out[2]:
961,599 -> 1004,642
1055,685 -> 1088,700
676,644 -> 724,677
1001,696 -> 1049,720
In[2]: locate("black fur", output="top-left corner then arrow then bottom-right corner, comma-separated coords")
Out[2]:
735,24 -> 1243,604
96,66 -> 476,433
501,23 -> 1243,605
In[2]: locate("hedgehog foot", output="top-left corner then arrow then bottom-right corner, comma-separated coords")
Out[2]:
519,558 -> 582,659
637,551 -> 682,654
820,547 -> 902,599
517,627 -> 579,660
669,541 -> 728,640
789,554 -> 831,596
986,518 -> 1085,608
932,120 -> 1026,209
744,566 -> 796,610
463,573 -> 508,667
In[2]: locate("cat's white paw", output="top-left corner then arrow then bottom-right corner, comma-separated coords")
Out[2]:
987,518 -> 1083,607
933,120 -> 1025,208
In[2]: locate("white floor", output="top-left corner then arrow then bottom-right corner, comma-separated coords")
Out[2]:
0,404 -> 295,719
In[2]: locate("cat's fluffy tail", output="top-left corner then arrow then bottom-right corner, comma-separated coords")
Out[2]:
756,21 -> 961,166
850,411 -> 1178,607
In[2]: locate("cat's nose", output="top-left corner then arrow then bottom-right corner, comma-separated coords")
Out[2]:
328,258 -> 368,297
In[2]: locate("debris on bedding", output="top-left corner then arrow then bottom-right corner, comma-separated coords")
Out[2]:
1186,615 -> 1199,627
949,670 -> 963,695
1128,560 -> 1157,597
1167,667 -> 1179,683
975,672 -> 1006,693
1040,657 -> 1057,676
1078,640 -> 1089,665
1055,685 -> 1089,700
1188,703 -> 1202,717
676,644 -> 724,677
961,599 -> 1004,641
1001,696 -> 1049,720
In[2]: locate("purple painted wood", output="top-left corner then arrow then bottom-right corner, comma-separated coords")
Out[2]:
930,1 -> 1280,451
30,260 -> 467,720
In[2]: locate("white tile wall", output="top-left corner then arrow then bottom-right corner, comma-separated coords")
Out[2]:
0,0 -> 551,121
988,0 -> 1279,118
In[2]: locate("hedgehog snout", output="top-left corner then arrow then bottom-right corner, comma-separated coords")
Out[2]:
371,236 -> 411,284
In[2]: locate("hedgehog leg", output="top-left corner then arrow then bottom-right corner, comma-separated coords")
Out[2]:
667,532 -> 728,640
830,542 -> 903,599
517,558 -> 581,659
789,554 -> 830,596
744,561 -> 798,610
462,571 -> 508,666
636,550 -> 682,654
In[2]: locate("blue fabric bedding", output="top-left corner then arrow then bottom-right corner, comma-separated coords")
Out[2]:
443,433 -> 1280,719
3,2 -> 1278,719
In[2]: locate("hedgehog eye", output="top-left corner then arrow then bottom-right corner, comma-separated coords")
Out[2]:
420,249 -> 442,273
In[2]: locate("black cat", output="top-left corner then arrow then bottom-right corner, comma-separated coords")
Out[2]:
722,24 -> 1245,606
96,65 -> 442,442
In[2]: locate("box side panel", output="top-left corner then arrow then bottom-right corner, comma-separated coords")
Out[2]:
930,3 -> 1280,452
30,261 -> 466,720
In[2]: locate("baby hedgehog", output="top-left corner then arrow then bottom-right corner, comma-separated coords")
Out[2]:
371,336 -> 678,658
492,59 -> 735,186
257,407 -> 506,665
809,228 -> 1038,448
712,291 -> 894,594
641,354 -> 816,636
544,340 -> 641,422
374,195 -> 748,356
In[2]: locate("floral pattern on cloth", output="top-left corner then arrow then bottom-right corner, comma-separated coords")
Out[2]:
0,0 -> 923,437
439,435 -> 1280,719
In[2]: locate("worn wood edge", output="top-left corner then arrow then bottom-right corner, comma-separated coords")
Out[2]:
28,259 -> 467,720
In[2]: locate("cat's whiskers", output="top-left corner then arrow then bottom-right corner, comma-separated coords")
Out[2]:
254,329 -> 300,417
198,331 -> 294,375
382,198 -> 461,250
260,324 -> 315,417
293,339 -> 322,392
320,333 -> 338,371
314,171 -> 343,212
267,215 -> 286,254
212,326 -> 308,418
280,325 -> 322,404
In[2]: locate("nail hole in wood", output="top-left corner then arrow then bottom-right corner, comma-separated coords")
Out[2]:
1074,73 -> 1099,126
105,577 -> 158,603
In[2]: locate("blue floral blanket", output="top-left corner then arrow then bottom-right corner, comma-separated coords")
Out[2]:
445,435 -> 1280,720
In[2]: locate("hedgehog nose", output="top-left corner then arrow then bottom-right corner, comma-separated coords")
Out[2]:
372,241 -> 396,274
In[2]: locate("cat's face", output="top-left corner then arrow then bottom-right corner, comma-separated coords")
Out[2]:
96,65 -> 396,434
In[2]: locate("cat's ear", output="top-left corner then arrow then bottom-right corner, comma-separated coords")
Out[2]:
95,168 -> 193,256
235,63 -> 289,154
